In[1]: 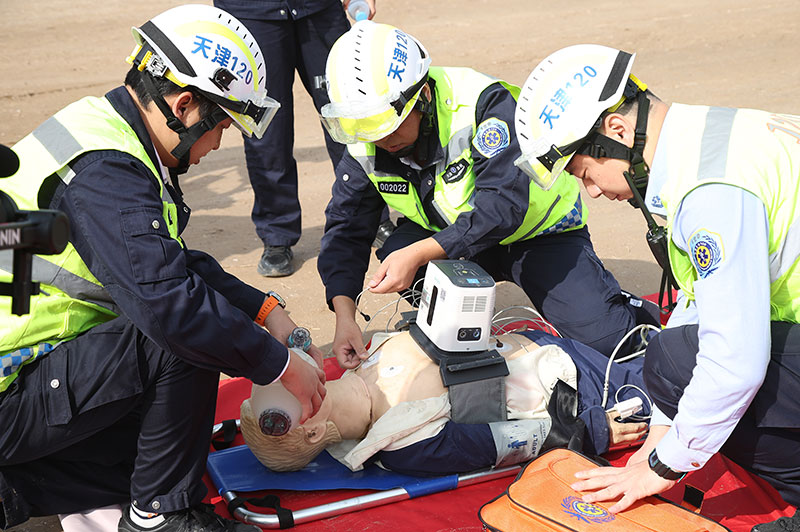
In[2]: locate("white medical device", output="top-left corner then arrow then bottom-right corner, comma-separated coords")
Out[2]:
416,260 -> 496,352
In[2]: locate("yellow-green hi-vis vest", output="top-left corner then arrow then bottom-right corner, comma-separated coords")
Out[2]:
348,67 -> 585,244
659,104 -> 800,322
0,95 -> 182,392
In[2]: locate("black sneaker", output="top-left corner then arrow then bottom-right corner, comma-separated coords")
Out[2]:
752,510 -> 800,532
118,503 -> 259,532
372,220 -> 396,249
257,245 -> 294,277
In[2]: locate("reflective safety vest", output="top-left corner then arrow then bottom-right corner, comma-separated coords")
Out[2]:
347,67 -> 585,244
660,104 -> 800,322
0,95 -> 182,391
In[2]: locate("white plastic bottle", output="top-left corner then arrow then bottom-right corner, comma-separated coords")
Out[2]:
347,0 -> 370,22
249,348 -> 307,436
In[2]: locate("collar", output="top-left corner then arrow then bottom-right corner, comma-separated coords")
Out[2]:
644,107 -> 678,219
105,86 -> 170,185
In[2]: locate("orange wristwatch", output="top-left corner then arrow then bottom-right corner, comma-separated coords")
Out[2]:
255,291 -> 286,327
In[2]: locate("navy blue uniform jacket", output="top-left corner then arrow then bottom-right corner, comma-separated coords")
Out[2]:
50,86 -> 289,384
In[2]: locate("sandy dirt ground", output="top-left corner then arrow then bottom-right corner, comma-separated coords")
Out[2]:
1,0 -> 798,530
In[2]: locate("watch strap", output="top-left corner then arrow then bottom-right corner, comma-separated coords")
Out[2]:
255,293 -> 282,326
648,449 -> 686,481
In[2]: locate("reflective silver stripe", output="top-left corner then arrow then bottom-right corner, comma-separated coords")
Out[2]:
56,165 -> 76,185
0,251 -> 117,312
697,107 -> 737,181
430,125 -> 476,226
431,201 -> 451,227
514,195 -> 562,242
352,153 -> 376,176
770,215 -> 800,282
443,124 -> 473,163
695,107 -> 800,282
32,116 -> 82,166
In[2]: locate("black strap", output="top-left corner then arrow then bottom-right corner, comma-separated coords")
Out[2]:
541,379 -> 586,455
211,419 -> 239,451
228,494 -> 295,529
139,21 -> 197,77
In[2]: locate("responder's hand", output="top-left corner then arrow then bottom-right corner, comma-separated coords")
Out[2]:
368,238 -> 446,294
306,343 -> 325,370
570,459 -> 676,514
606,412 -> 648,447
280,348 -> 327,424
333,316 -> 368,369
627,424 -> 669,466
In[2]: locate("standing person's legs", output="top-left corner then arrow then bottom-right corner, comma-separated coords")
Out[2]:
644,322 -> 800,507
296,6 -> 393,245
295,4 -> 349,166
0,317 -> 220,524
233,18 -> 299,275
490,227 -> 658,357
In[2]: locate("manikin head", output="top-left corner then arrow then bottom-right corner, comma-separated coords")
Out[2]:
241,393 -> 343,472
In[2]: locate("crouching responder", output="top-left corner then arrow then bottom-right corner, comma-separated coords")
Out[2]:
512,44 -> 800,531
315,22 -> 659,370
0,5 -> 325,531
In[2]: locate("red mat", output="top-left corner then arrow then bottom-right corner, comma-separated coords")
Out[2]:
203,372 -> 793,531
203,301 -> 795,531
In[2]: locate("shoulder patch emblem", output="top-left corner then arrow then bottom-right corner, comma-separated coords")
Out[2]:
472,117 -> 510,159
689,229 -> 724,279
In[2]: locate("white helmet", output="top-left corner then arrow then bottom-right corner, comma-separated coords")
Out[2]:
320,21 -> 431,144
128,4 -> 279,139
514,44 -> 643,190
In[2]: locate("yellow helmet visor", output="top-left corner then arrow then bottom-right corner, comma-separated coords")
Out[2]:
514,148 -> 574,191
320,91 -> 419,144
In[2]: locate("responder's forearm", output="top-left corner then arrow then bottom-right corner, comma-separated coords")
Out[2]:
332,295 -> 358,323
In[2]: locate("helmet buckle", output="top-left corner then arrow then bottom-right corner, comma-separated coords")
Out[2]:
144,54 -> 168,78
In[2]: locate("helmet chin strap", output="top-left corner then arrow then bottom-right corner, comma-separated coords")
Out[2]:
580,89 -> 678,313
140,72 -> 228,197
387,84 -> 435,163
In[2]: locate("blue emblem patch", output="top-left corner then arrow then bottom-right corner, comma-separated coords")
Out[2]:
472,118 -> 510,158
561,496 -> 615,525
689,229 -> 724,279
651,195 -> 663,209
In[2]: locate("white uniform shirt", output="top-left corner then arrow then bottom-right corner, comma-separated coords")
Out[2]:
646,107 -> 772,472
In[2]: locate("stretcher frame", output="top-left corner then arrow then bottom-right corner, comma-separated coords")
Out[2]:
209,421 -> 520,529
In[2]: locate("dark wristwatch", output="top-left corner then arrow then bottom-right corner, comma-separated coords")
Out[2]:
266,290 -> 286,309
648,449 -> 686,481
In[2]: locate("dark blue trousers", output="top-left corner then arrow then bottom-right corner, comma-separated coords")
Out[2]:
644,322 -> 800,506
231,4 -> 350,247
377,221 -> 659,357
0,318 -> 219,526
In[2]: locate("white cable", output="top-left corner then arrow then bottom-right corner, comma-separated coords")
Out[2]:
491,305 -> 562,338
612,383 -> 654,422
601,323 -> 660,409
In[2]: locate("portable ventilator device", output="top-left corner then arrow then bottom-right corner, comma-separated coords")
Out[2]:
410,260 -> 508,387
